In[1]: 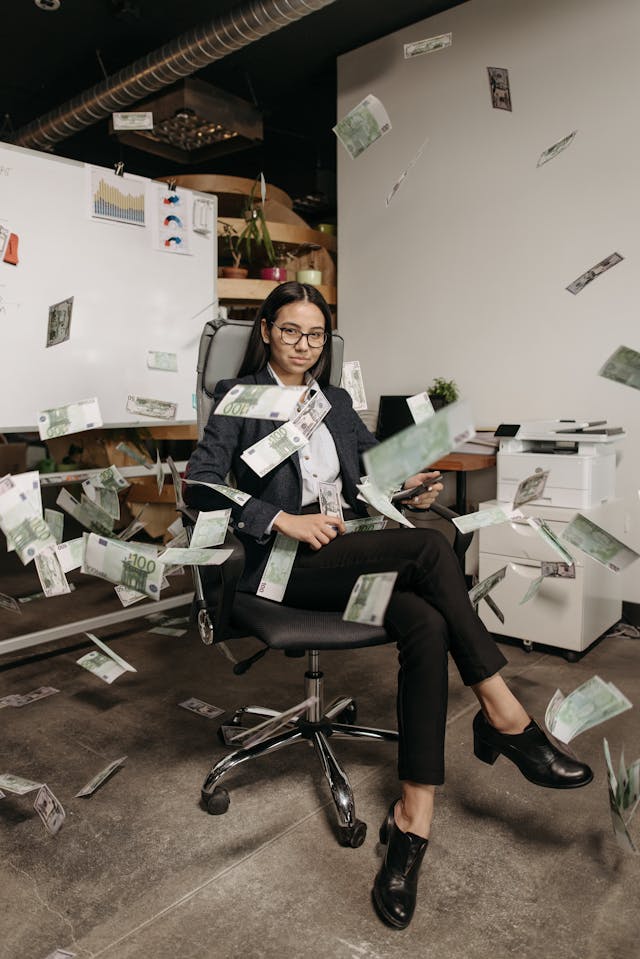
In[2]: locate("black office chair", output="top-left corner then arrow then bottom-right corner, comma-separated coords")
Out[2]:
171,316 -> 472,848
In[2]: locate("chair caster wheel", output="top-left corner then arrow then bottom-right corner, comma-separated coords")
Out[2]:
337,818 -> 367,848
337,701 -> 358,724
203,787 -> 230,815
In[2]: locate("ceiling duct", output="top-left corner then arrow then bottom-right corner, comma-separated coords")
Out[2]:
13,0 -> 337,152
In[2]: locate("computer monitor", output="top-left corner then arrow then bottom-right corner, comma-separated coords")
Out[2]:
375,395 -> 415,441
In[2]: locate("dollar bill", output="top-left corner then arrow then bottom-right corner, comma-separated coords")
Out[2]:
386,136 -> 430,206
318,482 -> 344,521
541,561 -> 575,579
404,32 -> 452,58
356,480 -> 415,529
215,383 -> 305,420
126,395 -> 177,420
37,396 -> 103,440
115,441 -> 152,466
537,130 -> 577,167
147,351 -> 178,372
183,477 -> 251,506
0,591 -> 21,613
46,296 -> 74,347
5,686 -> 59,708
363,400 -> 475,493
291,387 -> 331,440
178,698 -> 224,719
468,566 -> 507,606
406,391 -> 435,424
453,504 -> 518,534
114,584 -> 147,607
83,533 -> 164,598
55,537 -> 85,572
33,784 -> 66,836
257,533 -> 298,602
34,547 -> 71,597
562,513 -> 639,572
343,515 -> 387,534
527,517 -> 575,565
598,345 -> 640,391
566,252 -> 623,295
91,464 -> 129,491
546,676 -> 632,743
44,509 -> 64,544
227,696 -> 318,749
0,477 -> 56,563
82,481 -> 121,520
333,94 -> 392,159
487,66 -> 512,111
343,571 -> 398,626
0,773 -> 43,794
341,360 -> 367,411
75,756 -> 127,798
190,508 -> 231,548
512,470 -> 550,509
241,420 -> 309,478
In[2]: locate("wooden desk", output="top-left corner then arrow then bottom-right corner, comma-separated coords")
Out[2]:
428,452 -> 496,515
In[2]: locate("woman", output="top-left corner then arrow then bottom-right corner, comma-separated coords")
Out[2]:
186,281 -> 592,930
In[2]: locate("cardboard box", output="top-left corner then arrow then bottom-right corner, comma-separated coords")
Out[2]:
0,442 -> 27,475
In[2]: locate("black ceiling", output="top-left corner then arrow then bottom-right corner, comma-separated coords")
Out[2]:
3,0 -> 466,209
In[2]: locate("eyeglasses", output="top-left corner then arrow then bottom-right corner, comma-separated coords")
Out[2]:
272,324 -> 328,349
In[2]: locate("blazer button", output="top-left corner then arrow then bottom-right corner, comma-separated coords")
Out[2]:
238,521 -> 245,529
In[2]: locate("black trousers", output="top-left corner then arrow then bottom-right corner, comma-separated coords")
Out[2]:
283,526 -> 507,785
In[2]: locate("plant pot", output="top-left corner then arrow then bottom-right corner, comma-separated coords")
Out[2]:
220,266 -> 249,280
260,266 -> 288,282
428,394 -> 447,411
296,269 -> 322,286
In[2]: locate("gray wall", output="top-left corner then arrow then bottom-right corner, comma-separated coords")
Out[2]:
337,0 -> 640,601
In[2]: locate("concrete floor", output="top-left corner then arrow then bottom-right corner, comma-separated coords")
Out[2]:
2,613 -> 639,959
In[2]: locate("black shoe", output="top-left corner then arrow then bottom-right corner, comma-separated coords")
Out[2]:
372,800 -> 429,930
472,710 -> 593,788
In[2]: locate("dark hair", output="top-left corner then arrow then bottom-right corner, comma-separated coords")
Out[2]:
237,281 -> 334,387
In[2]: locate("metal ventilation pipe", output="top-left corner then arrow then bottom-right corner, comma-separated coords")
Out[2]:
14,0 -> 337,150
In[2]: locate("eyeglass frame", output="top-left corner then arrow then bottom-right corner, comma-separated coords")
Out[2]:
271,323 -> 328,349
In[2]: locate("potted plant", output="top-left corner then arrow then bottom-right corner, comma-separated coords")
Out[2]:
239,176 -> 282,279
427,377 -> 459,411
218,220 -> 249,280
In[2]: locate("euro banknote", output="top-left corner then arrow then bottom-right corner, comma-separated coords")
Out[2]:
545,676 -> 632,743
343,571 -> 398,626
562,513 -> 639,572
215,383 -> 305,420
83,533 -> 164,598
241,420 -> 309,478
256,533 -> 298,602
37,397 -> 103,440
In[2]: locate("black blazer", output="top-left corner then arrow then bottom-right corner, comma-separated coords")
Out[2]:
185,366 -> 379,592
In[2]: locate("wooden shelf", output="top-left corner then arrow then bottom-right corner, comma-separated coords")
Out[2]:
217,218 -> 336,254
218,278 -> 336,305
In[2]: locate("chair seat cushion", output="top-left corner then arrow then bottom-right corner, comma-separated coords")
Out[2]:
231,591 -> 391,651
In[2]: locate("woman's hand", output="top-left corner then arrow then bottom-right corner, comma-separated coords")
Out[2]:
272,512 -> 346,550
399,471 -> 444,509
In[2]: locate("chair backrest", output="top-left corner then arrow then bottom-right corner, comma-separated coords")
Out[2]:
196,317 -> 345,438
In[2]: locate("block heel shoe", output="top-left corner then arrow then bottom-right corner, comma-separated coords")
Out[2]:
472,710 -> 593,788
372,799 -> 429,930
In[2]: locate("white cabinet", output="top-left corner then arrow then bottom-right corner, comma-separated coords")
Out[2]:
477,499 -> 622,657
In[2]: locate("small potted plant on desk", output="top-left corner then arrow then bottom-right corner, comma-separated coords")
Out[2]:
219,221 -> 248,280
427,377 -> 459,411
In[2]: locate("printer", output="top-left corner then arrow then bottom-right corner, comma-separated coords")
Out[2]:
495,419 -> 625,509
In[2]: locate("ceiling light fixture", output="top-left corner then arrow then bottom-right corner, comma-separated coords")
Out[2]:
34,0 -> 61,10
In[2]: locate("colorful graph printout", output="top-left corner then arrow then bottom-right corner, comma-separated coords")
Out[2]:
89,167 -> 146,226
153,183 -> 191,255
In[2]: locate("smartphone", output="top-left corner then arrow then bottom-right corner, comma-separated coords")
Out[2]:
390,474 -> 441,503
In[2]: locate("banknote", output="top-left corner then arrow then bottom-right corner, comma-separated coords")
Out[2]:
150,625 -> 187,636
363,400 -> 475,493
291,387 -> 331,440
333,94 -> 392,159
34,784 -> 66,836
179,698 -> 224,719
0,773 -> 43,794
487,66 -> 512,111
604,739 -> 640,819
356,481 -> 415,529
598,345 -> 640,391
404,32 -> 452,58
0,477 -> 57,563
527,517 -> 575,565
241,420 -> 309,478
80,493 -> 116,532
541,561 -> 575,578
406,391 -> 435,424
228,697 -> 318,749
318,482 -> 344,521
154,450 -> 165,496
158,546 -> 232,566
165,528 -> 189,549
77,633 -> 136,684
183,477 -> 251,506
546,676 -> 632,743
468,566 -> 507,606
112,110 -> 153,130
44,508 -> 64,544
0,591 -> 21,613
46,296 -> 73,347
4,470 -> 42,554
90,464 -> 129,491
512,470 -> 550,509
37,396 -> 103,440
75,756 -> 127,798
83,533 -> 164,598
386,137 -> 430,206
116,513 -> 148,541
147,351 -> 178,372
55,537 -> 85,573
566,252 -> 623,295
343,571 -> 398,626
43,950 -> 76,959
257,533 -> 298,602
126,395 -> 177,420
452,505 -> 518,534
341,360 -> 367,411
114,584 -> 147,607
167,515 -> 184,538
56,488 -> 111,535
34,547 -> 71,597
190,509 -> 231,548
82,481 -> 120,520
518,573 -> 545,605
5,686 -> 59,708
343,516 -> 387,534
215,383 -> 305,420
115,441 -> 152,466
483,593 -> 504,623
537,130 -> 577,167
562,513 -> 639,572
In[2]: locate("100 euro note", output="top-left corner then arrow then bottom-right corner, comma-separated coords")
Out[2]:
190,508 -> 231,548
333,94 -> 392,159
37,397 -> 103,440
0,476 -> 56,564
599,345 -> 640,391
257,533 -> 298,603
546,676 -> 632,743
356,480 -> 414,529
562,513 -> 639,572
215,383 -> 305,420
5,471 -> 43,554
82,533 -> 164,599
343,571 -> 398,626
241,420 -> 309,478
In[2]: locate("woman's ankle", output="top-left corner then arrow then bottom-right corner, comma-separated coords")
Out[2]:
481,704 -> 530,735
395,797 -> 432,840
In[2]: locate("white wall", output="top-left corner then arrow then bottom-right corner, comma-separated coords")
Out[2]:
337,0 -> 640,601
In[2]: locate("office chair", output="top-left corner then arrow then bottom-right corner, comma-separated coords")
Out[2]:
171,315 -> 472,848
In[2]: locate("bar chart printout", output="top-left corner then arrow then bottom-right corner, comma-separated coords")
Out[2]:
89,167 -> 146,226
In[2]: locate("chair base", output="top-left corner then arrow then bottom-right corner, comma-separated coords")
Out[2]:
201,657 -> 398,848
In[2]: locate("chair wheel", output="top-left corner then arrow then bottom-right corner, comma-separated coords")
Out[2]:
197,608 -> 214,646
337,701 -> 358,725
203,787 -> 230,815
337,818 -> 367,848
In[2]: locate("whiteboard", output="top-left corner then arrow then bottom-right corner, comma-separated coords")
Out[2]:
0,141 -> 216,432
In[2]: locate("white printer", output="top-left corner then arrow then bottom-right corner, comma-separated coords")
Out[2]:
495,419 -> 624,509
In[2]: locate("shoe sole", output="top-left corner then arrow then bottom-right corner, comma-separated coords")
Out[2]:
371,888 -> 410,930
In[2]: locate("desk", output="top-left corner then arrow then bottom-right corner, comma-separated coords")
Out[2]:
428,452 -> 496,515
